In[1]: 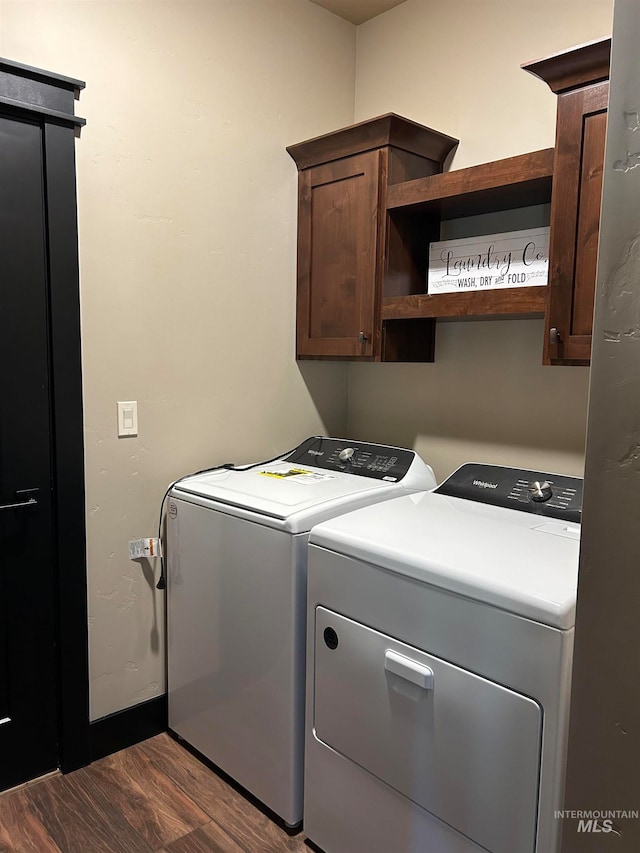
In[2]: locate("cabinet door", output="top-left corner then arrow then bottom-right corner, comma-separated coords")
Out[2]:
545,82 -> 609,364
296,151 -> 381,358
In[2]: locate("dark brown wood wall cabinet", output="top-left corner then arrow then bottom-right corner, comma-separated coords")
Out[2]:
288,39 -> 610,365
523,38 -> 611,365
287,114 -> 458,361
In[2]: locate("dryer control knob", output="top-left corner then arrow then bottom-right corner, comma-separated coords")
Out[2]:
339,447 -> 355,462
528,480 -> 553,502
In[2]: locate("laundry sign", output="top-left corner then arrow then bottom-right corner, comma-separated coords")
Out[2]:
427,226 -> 549,294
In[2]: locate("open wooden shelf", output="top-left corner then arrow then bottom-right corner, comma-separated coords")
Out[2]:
382,287 -> 547,321
386,148 -> 554,218
382,147 -> 554,322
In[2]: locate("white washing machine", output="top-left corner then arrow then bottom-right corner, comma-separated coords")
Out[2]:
305,462 -> 582,853
166,436 -> 436,827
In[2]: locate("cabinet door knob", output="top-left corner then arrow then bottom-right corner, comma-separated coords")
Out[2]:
549,327 -> 562,345
359,331 -> 368,344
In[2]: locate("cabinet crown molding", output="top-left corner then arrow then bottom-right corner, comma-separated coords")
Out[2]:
287,113 -> 458,171
522,37 -> 611,94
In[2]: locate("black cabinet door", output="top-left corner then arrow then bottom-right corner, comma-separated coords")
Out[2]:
0,114 -> 59,789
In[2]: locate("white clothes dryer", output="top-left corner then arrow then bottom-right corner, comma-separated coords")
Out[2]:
305,462 -> 582,853
166,436 -> 436,827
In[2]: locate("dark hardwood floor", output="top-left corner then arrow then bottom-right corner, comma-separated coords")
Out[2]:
0,734 -> 309,852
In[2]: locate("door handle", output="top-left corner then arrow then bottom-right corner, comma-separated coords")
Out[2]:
0,488 -> 39,511
385,649 -> 434,690
549,327 -> 561,345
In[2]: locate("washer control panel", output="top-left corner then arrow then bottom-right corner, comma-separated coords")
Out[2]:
285,437 -> 415,482
436,463 -> 583,522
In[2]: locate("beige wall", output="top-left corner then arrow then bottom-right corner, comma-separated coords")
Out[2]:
349,0 -> 613,483
0,0 -> 354,719
0,0 -> 616,721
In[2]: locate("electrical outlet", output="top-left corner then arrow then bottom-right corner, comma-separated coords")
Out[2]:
128,538 -> 163,560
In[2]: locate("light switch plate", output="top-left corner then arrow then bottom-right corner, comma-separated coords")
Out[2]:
117,400 -> 138,437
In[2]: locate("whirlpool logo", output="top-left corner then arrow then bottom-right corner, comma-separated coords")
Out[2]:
472,479 -> 498,489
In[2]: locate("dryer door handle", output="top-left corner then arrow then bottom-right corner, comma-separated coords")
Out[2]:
384,650 -> 434,690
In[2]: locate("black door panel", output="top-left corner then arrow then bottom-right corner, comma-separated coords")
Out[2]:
0,114 -> 59,789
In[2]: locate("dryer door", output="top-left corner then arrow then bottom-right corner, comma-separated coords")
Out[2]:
313,607 -> 542,853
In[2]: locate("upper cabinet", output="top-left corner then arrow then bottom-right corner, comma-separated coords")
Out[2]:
287,115 -> 458,361
287,39 -> 611,365
523,38 -> 611,365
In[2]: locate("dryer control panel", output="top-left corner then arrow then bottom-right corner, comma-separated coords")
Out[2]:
436,463 -> 583,523
285,437 -> 415,482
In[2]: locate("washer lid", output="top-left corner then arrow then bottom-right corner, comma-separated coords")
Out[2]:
309,490 -> 581,629
173,461 -> 400,523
